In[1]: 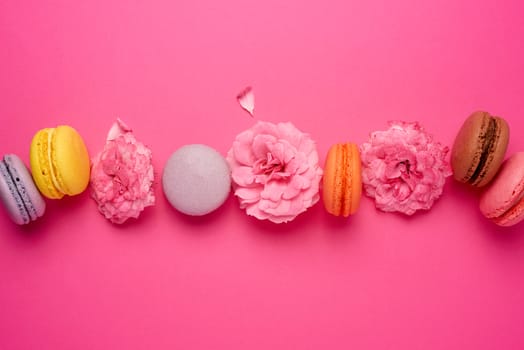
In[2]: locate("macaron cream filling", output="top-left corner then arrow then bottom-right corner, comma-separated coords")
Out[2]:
492,192 -> 524,225
339,146 -> 351,216
4,156 -> 38,221
468,117 -> 497,185
32,129 -> 62,199
46,128 -> 67,195
0,159 -> 30,224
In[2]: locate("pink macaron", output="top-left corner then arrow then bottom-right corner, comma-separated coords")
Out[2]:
479,152 -> 524,227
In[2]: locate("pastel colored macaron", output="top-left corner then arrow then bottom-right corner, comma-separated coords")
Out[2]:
0,154 -> 46,225
451,111 -> 509,187
479,152 -> 524,227
162,144 -> 231,216
30,125 -> 90,199
322,143 -> 362,217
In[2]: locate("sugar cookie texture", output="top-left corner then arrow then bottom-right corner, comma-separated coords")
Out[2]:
162,144 -> 231,216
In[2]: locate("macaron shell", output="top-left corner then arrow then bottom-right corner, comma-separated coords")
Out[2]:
0,159 -> 30,224
30,128 -> 64,199
480,152 -> 524,227
322,143 -> 362,217
451,113 -> 482,181
349,145 -> 362,214
451,111 -> 509,187
5,154 -> 46,221
492,197 -> 524,227
52,125 -> 90,196
475,115 -> 509,187
322,146 -> 338,215
0,154 -> 46,225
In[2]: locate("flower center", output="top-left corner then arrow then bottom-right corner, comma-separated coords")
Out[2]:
398,160 -> 411,174
253,153 -> 289,179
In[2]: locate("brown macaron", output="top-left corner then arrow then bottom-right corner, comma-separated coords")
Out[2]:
451,111 -> 509,187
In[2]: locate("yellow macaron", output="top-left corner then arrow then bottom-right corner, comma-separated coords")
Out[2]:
30,125 -> 90,199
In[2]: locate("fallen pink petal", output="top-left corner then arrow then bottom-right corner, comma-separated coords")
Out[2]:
237,86 -> 255,116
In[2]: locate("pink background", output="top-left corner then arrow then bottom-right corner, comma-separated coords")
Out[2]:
1,0 -> 524,349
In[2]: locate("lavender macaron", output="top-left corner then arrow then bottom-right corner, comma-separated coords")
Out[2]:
162,144 -> 231,216
0,154 -> 46,225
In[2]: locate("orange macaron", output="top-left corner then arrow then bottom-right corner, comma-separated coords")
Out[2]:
322,143 -> 362,217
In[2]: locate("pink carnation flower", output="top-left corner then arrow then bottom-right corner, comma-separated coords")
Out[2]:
227,121 -> 323,223
90,119 -> 155,224
360,121 -> 452,215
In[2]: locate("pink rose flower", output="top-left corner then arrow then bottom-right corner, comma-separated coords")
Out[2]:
90,119 -> 155,224
360,121 -> 452,215
227,121 -> 323,223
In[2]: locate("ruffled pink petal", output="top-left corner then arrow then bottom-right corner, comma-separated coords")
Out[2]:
245,203 -> 270,220
227,120 -> 322,223
235,187 -> 260,204
252,134 -> 276,159
360,121 -> 451,215
232,166 -> 256,186
283,175 -> 310,200
232,139 -> 256,166
107,118 -> 132,141
90,119 -> 155,224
